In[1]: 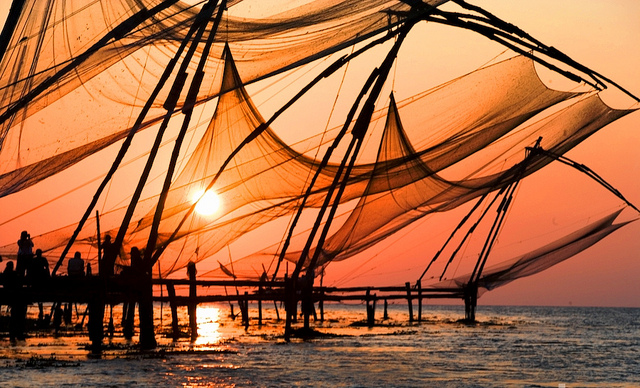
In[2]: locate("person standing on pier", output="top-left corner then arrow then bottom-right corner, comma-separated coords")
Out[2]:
2,261 -> 16,287
67,251 -> 85,277
3,260 -> 26,341
16,231 -> 34,279
99,234 -> 117,278
29,249 -> 50,285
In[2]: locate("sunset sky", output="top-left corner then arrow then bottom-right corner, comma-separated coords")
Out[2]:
0,1 -> 638,308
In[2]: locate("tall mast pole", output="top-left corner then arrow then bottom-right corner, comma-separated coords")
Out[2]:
0,0 -> 27,63
145,0 -> 227,267
51,0 -> 184,275
108,0 -> 219,263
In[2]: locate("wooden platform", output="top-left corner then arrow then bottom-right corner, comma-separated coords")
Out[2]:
0,275 -> 468,350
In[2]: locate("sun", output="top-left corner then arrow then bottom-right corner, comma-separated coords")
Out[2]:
192,189 -> 221,216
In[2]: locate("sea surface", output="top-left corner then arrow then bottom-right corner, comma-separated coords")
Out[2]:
0,303 -> 638,387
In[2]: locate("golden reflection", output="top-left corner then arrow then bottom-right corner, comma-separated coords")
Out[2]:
195,305 -> 221,345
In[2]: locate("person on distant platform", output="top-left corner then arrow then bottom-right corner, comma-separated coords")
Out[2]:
16,230 -> 34,278
68,251 -> 85,277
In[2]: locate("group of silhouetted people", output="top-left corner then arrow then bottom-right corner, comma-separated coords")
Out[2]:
1,231 -> 152,284
1,229 -> 156,341
1,231 -> 50,290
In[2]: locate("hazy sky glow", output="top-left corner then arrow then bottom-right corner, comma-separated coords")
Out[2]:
0,1 -> 638,307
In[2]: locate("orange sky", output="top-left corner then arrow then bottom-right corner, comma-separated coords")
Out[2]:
0,1 -> 639,307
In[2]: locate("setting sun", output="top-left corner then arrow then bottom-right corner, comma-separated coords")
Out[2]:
193,189 -> 221,216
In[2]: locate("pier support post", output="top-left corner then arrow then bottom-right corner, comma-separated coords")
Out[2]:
464,285 -> 478,322
383,299 -> 389,320
417,280 -> 422,323
301,275 -> 313,332
83,282 -> 106,354
274,301 -> 280,321
88,292 -> 105,354
166,282 -> 180,340
366,289 -> 376,327
405,282 -> 413,323
187,262 -> 198,341
284,274 -> 294,341
241,291 -> 250,329
258,285 -> 263,326
138,271 -> 157,349
9,291 -> 27,341
318,273 -> 324,323
123,301 -> 135,339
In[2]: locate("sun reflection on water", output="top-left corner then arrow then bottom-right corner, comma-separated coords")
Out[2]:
195,305 -> 222,345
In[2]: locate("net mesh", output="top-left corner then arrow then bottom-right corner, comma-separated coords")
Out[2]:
0,0 -> 636,285
0,0 -> 446,196
435,209 -> 632,292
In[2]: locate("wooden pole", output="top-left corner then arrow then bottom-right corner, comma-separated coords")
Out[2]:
274,301 -> 280,321
88,292 -> 104,354
319,291 -> 324,322
187,262 -> 198,341
138,270 -> 157,349
319,272 -> 324,322
366,289 -> 376,327
96,211 -> 102,268
405,282 -> 413,323
107,304 -> 115,338
166,281 -> 180,340
284,274 -> 293,341
123,301 -> 135,340
383,299 -> 389,320
417,280 -> 422,323
464,285 -> 477,322
241,291 -> 250,329
258,285 -> 263,326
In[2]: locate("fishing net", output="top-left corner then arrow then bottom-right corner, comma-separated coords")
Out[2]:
0,0 -> 447,196
434,209 -> 632,292
0,0 -> 636,283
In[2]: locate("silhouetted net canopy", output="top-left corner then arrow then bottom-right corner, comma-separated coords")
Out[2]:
0,0 -> 447,196
0,0 -> 637,288
434,209 -> 631,293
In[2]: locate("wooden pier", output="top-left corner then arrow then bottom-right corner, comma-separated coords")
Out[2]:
0,275 -> 469,352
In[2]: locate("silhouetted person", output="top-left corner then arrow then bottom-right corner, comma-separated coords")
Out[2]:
99,234 -> 116,278
1,261 -> 16,314
29,252 -> 51,329
28,249 -> 50,286
67,251 -> 85,277
4,261 -> 25,341
16,230 -> 33,278
2,261 -> 16,288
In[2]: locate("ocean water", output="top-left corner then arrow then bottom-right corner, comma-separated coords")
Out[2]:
0,303 -> 638,387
